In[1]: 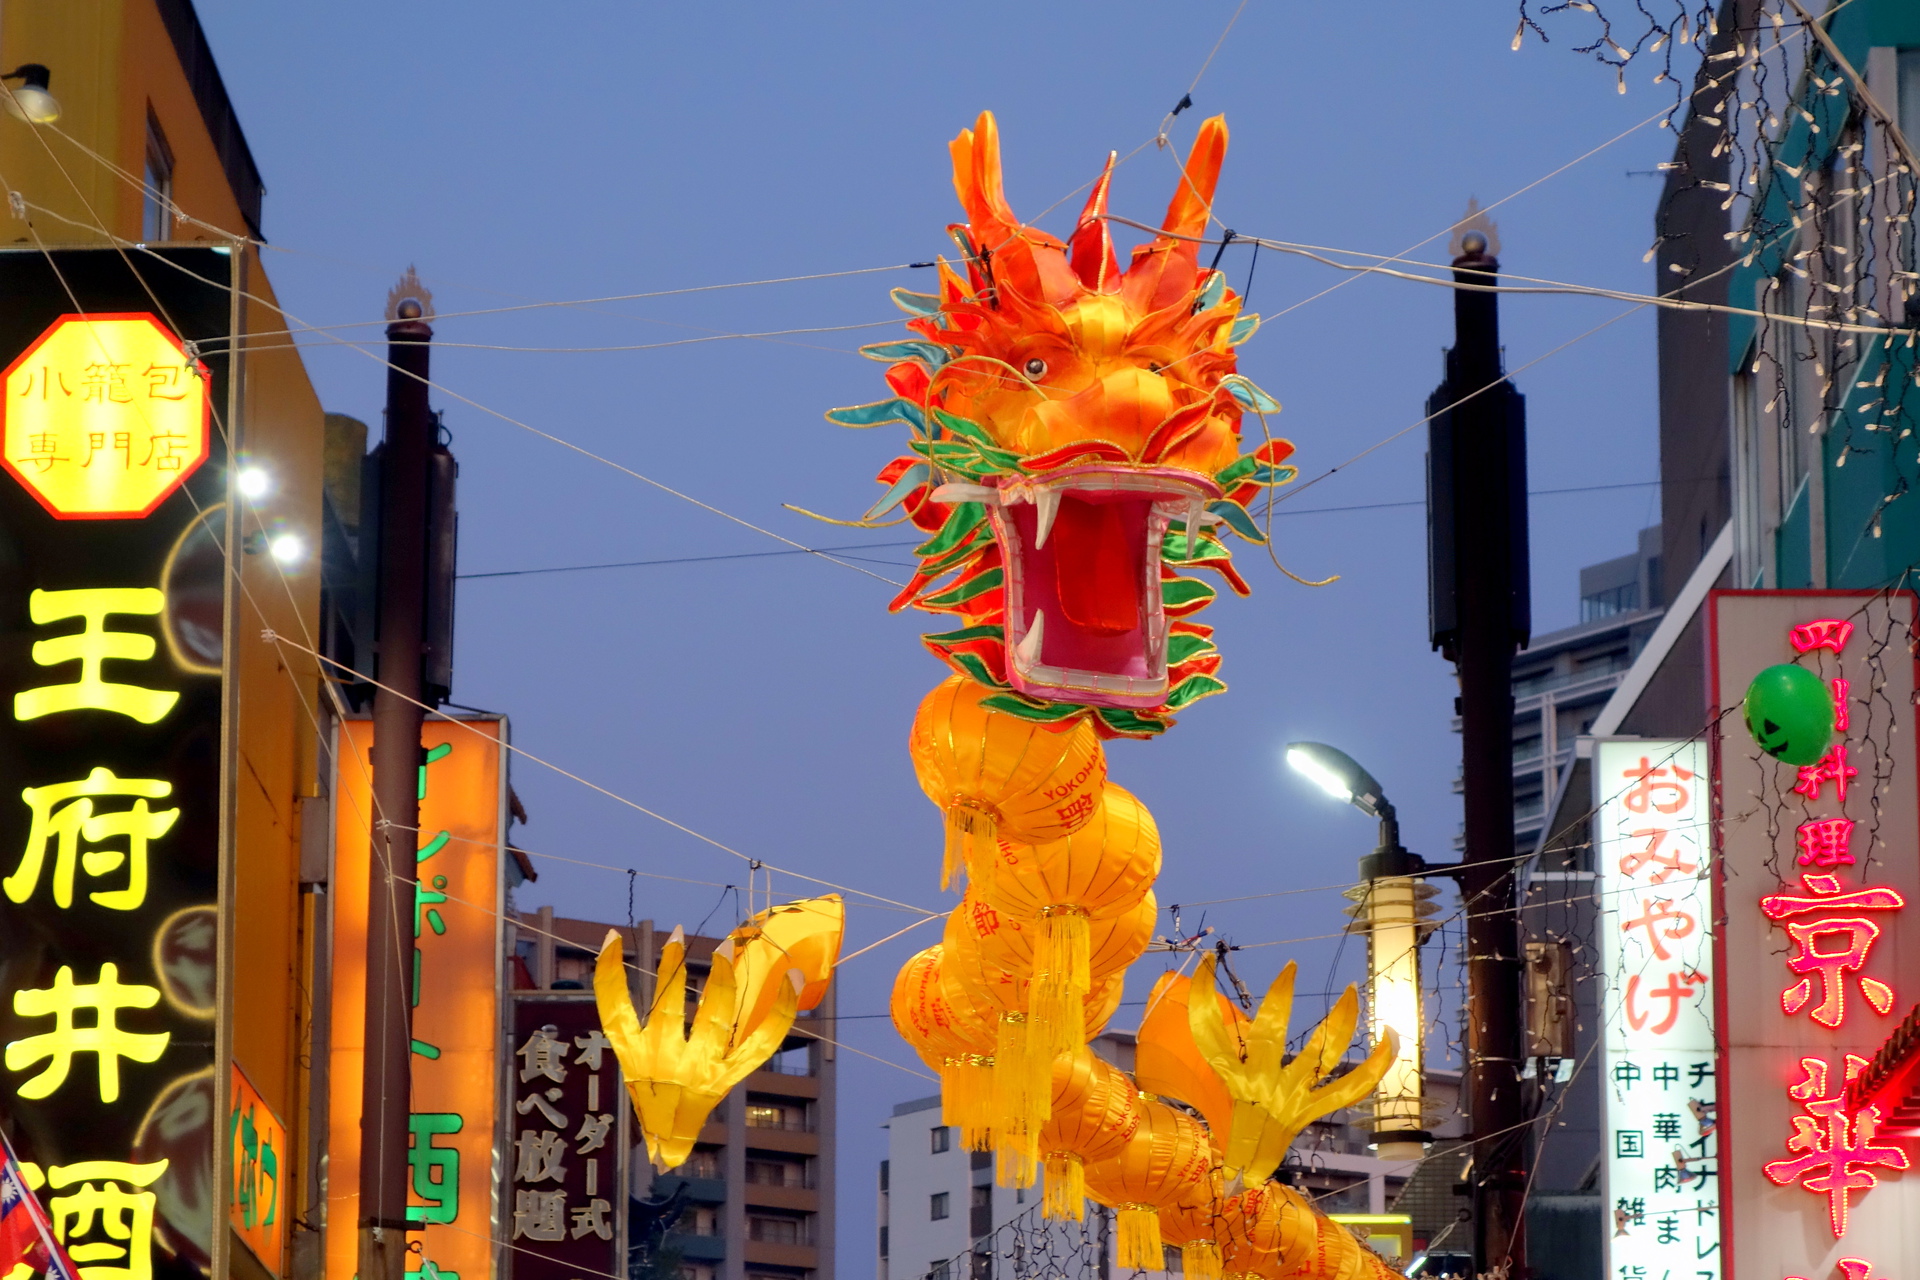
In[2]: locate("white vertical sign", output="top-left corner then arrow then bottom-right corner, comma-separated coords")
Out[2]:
1596,739 -> 1719,1280
1710,592 -> 1920,1280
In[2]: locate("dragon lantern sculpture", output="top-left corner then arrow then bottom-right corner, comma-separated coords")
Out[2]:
852,113 -> 1403,1280
596,111 -> 1404,1280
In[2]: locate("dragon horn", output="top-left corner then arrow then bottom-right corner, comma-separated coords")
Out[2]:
1162,115 -> 1229,241
950,111 -> 1022,254
1070,151 -> 1121,293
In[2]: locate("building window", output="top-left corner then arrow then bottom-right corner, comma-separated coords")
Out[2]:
142,113 -> 173,242
1579,582 -> 1638,622
929,1262 -> 952,1280
880,1225 -> 889,1257
929,1125 -> 951,1154
747,1158 -> 809,1188
879,1159 -> 890,1192
682,1147 -> 721,1179
746,1102 -> 807,1131
747,1214 -> 807,1245
930,1191 -> 950,1221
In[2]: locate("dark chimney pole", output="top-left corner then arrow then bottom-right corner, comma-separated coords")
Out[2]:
359,275 -> 435,1280
1427,226 -> 1532,1278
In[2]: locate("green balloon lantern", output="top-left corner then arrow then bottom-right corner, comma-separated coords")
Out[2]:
1743,663 -> 1834,765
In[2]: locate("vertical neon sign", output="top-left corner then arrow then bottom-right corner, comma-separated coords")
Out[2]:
0,249 -> 240,1280
1710,591 -> 1920,1280
328,717 -> 506,1280
1596,738 -> 1719,1280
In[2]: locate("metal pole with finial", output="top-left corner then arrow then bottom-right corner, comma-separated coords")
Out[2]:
359,268 -> 436,1280
1426,213 -> 1531,1279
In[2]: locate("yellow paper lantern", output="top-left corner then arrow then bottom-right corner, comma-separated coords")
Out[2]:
1038,1048 -> 1139,1221
1220,1181 -> 1317,1278
1162,1189 -> 1232,1280
978,785 -> 1161,1067
943,890 -> 1158,1176
909,675 -> 1107,885
1083,1097 -> 1215,1271
892,945 -> 997,1148
1301,1212 -> 1369,1280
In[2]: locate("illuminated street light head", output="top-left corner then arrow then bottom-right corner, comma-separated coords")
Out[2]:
1286,741 -> 1392,820
268,533 -> 304,566
236,466 -> 270,501
1,65 -> 60,125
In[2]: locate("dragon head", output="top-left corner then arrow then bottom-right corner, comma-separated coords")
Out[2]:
832,111 -> 1298,738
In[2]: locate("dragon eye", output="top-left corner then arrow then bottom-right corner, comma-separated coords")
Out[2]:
1148,363 -> 1165,375
1023,357 -> 1047,378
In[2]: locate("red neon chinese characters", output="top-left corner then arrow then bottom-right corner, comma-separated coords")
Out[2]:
1619,757 -> 1696,815
1762,1055 -> 1907,1237
1790,619 -> 1855,655
1759,875 -> 1904,1028
1618,828 -> 1700,883
1795,818 -> 1857,869
1793,747 -> 1858,805
1624,969 -> 1707,1035
1621,897 -> 1698,962
1831,677 -> 1850,733
1789,1259 -> 1884,1280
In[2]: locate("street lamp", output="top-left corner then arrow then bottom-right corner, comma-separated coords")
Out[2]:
1287,742 -> 1437,1159
1,65 -> 61,125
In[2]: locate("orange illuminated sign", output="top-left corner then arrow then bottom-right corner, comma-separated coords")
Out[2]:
329,717 -> 505,1280
231,1063 -> 289,1276
1,313 -> 210,519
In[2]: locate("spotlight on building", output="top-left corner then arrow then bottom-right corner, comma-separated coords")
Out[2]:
2,65 -> 61,124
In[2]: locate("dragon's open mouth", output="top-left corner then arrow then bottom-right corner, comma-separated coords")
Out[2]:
984,466 -> 1220,710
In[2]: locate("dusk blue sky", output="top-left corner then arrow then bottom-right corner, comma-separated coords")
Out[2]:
197,0 -> 1677,1264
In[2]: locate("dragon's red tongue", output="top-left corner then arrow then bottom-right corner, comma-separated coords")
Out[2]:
1050,497 -> 1141,636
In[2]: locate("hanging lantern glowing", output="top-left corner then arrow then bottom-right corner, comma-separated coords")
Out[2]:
952,889 -> 1159,1173
1306,1210 -> 1372,1280
1161,1190 -> 1231,1280
979,785 -> 1161,1069
1187,954 -> 1397,1189
1742,662 -> 1834,765
1082,1097 -> 1215,1271
909,674 -> 1108,885
1037,1048 -> 1139,1221
892,945 -> 997,1149
1219,1181 -> 1319,1278
594,926 -> 803,1172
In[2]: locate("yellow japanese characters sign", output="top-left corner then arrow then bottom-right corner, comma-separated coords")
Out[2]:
0,249 -> 237,1280
230,1064 -> 288,1275
329,717 -> 505,1280
1,313 -> 209,519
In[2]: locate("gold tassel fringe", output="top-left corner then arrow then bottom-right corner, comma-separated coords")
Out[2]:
992,1013 -> 1041,1187
942,800 -> 998,890
1184,1240 -> 1225,1280
939,1055 -> 995,1151
1116,1205 -> 1163,1272
1042,1151 -> 1085,1222
1030,906 -> 1090,1064
995,1136 -> 1037,1189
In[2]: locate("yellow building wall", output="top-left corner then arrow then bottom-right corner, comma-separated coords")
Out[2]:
0,1 -> 330,1269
